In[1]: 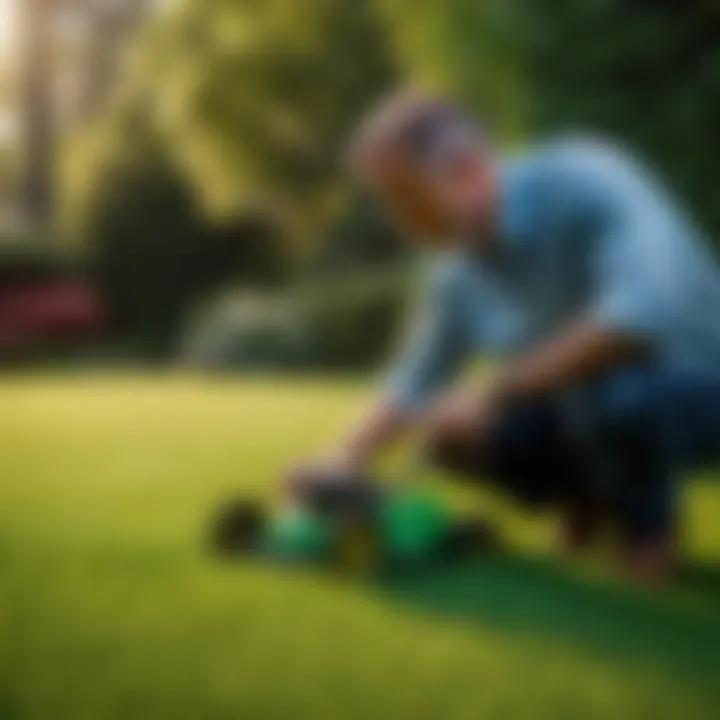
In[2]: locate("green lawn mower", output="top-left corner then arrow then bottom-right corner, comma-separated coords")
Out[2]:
209,471 -> 499,576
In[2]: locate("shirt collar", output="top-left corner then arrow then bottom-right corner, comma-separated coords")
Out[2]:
496,157 -> 534,253
459,159 -> 529,272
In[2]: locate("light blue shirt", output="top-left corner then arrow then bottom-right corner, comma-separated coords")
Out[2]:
386,136 -> 720,412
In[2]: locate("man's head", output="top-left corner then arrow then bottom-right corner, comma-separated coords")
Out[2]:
348,89 -> 498,248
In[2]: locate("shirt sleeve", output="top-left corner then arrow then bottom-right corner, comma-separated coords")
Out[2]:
383,260 -> 469,414
590,218 -> 666,340
558,140 -> 669,341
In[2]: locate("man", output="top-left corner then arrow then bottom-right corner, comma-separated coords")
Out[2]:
289,89 -> 720,583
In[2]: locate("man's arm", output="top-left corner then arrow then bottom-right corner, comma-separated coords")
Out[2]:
293,260 -> 469,484
499,144 -> 668,403
496,318 -> 650,402
334,262 -> 470,469
429,313 -> 652,452
327,397 -> 413,471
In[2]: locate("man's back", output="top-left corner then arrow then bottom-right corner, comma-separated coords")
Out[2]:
387,137 -> 720,411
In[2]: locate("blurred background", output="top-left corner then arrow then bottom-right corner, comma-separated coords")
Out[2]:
0,0 -> 717,371
2,4 -> 720,719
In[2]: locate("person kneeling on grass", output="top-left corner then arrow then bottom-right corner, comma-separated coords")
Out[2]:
287,89 -> 720,585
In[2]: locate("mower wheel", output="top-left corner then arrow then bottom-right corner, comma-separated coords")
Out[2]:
209,498 -> 266,557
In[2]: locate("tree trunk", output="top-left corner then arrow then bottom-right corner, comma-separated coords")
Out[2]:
21,0 -> 55,227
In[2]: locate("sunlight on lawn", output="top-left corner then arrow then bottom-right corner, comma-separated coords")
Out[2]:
0,374 -> 719,719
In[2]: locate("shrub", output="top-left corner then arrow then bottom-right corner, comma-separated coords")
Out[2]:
182,269 -> 410,371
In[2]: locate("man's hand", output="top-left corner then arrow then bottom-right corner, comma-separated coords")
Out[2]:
496,319 -> 649,400
283,398 -> 414,502
283,450 -> 358,504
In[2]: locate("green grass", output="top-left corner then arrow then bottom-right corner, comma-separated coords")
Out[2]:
1,374 -> 719,719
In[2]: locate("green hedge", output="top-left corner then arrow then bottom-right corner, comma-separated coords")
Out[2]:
517,0 -> 720,239
182,268 -> 412,371
0,233 -> 85,284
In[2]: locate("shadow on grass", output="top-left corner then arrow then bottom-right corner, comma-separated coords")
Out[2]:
376,554 -> 720,687
678,560 -> 720,607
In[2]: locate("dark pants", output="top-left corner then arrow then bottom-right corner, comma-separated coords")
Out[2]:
432,364 -> 720,543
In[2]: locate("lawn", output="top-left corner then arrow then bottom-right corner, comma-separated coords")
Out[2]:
0,374 -> 719,719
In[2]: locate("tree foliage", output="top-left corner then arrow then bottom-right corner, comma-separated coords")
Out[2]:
376,0 -> 527,140
63,109 -> 286,357
57,0 -> 720,363
517,0 -> 720,237
60,0 -> 395,355
136,0 -> 394,234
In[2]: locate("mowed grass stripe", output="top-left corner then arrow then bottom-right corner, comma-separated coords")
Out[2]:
0,375 -> 718,719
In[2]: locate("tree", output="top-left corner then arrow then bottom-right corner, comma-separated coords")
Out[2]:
20,0 -> 55,224
517,0 -> 720,238
18,0 -> 151,227
311,193 -> 405,276
65,107 -> 286,357
375,0 -> 527,140
134,0 -> 395,239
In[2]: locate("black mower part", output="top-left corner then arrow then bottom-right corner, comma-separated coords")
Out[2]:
296,471 -> 382,522
209,497 -> 267,557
